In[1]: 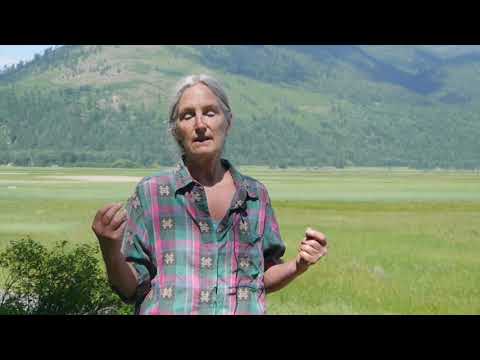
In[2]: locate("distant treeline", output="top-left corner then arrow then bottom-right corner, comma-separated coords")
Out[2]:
1,85 -> 479,169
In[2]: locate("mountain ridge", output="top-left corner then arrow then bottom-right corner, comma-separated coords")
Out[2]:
0,45 -> 479,169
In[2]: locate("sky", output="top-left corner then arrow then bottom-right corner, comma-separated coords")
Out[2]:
0,45 -> 60,68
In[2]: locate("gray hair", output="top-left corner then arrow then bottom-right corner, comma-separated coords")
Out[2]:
168,74 -> 233,141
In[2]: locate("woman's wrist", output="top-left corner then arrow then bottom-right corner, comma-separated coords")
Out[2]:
294,256 -> 310,276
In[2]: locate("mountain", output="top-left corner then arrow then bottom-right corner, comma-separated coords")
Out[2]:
0,45 -> 479,169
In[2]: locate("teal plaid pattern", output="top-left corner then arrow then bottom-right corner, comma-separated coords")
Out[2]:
118,158 -> 285,315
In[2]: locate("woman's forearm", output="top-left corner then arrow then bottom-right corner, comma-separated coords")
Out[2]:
264,259 -> 308,293
103,254 -> 139,300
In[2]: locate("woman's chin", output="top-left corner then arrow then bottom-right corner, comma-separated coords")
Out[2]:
187,146 -> 218,158
190,141 -> 215,152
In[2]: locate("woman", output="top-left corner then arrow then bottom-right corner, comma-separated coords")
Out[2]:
92,74 -> 328,315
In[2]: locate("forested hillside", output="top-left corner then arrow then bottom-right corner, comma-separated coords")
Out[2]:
1,45 -> 479,169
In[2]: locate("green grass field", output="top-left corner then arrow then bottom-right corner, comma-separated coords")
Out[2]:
1,165 -> 479,314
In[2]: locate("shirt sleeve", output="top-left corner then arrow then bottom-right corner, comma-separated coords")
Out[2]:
115,182 -> 157,304
262,189 -> 286,270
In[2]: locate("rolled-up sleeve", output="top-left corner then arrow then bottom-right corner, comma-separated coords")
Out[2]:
262,191 -> 286,270
116,184 -> 156,304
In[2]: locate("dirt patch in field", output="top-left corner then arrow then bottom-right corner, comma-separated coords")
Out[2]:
39,176 -> 142,183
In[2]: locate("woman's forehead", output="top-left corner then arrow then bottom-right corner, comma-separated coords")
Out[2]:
178,83 -> 220,109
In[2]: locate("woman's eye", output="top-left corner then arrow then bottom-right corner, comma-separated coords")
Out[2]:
183,113 -> 193,120
206,111 -> 216,117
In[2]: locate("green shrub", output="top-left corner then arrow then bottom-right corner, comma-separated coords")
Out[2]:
0,237 -> 132,315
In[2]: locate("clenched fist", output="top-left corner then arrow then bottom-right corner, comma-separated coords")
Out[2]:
296,227 -> 328,273
92,203 -> 127,261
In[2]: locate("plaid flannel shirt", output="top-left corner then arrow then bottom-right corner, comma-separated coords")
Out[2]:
118,158 -> 285,315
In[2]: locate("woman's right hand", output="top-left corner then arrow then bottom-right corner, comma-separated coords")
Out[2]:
92,203 -> 140,300
91,203 -> 127,261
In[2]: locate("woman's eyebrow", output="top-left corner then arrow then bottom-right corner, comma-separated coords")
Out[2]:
178,103 -> 220,116
203,103 -> 220,111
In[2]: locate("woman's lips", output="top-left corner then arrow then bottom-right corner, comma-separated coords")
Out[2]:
193,137 -> 212,143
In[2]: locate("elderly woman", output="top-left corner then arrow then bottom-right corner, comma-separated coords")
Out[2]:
92,74 -> 328,315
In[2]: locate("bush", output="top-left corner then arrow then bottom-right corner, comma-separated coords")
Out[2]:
0,237 -> 132,315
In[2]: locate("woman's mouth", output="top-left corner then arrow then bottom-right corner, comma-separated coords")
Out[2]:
193,136 -> 212,144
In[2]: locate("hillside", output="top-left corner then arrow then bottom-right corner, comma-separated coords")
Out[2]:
0,45 -> 479,169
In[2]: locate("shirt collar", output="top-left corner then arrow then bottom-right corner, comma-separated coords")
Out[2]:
174,157 -> 194,193
174,157 -> 258,200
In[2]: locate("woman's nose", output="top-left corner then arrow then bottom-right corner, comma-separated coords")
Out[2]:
194,114 -> 207,128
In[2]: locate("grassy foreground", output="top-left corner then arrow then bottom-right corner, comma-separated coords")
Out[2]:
1,165 -> 479,314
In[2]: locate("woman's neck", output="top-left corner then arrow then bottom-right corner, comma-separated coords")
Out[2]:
185,155 -> 225,187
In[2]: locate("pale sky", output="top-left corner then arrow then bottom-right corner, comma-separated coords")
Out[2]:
0,45 -> 60,68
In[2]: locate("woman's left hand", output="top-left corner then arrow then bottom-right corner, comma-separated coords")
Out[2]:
296,227 -> 328,273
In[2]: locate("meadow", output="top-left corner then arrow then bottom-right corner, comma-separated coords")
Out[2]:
1,165 -> 479,314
